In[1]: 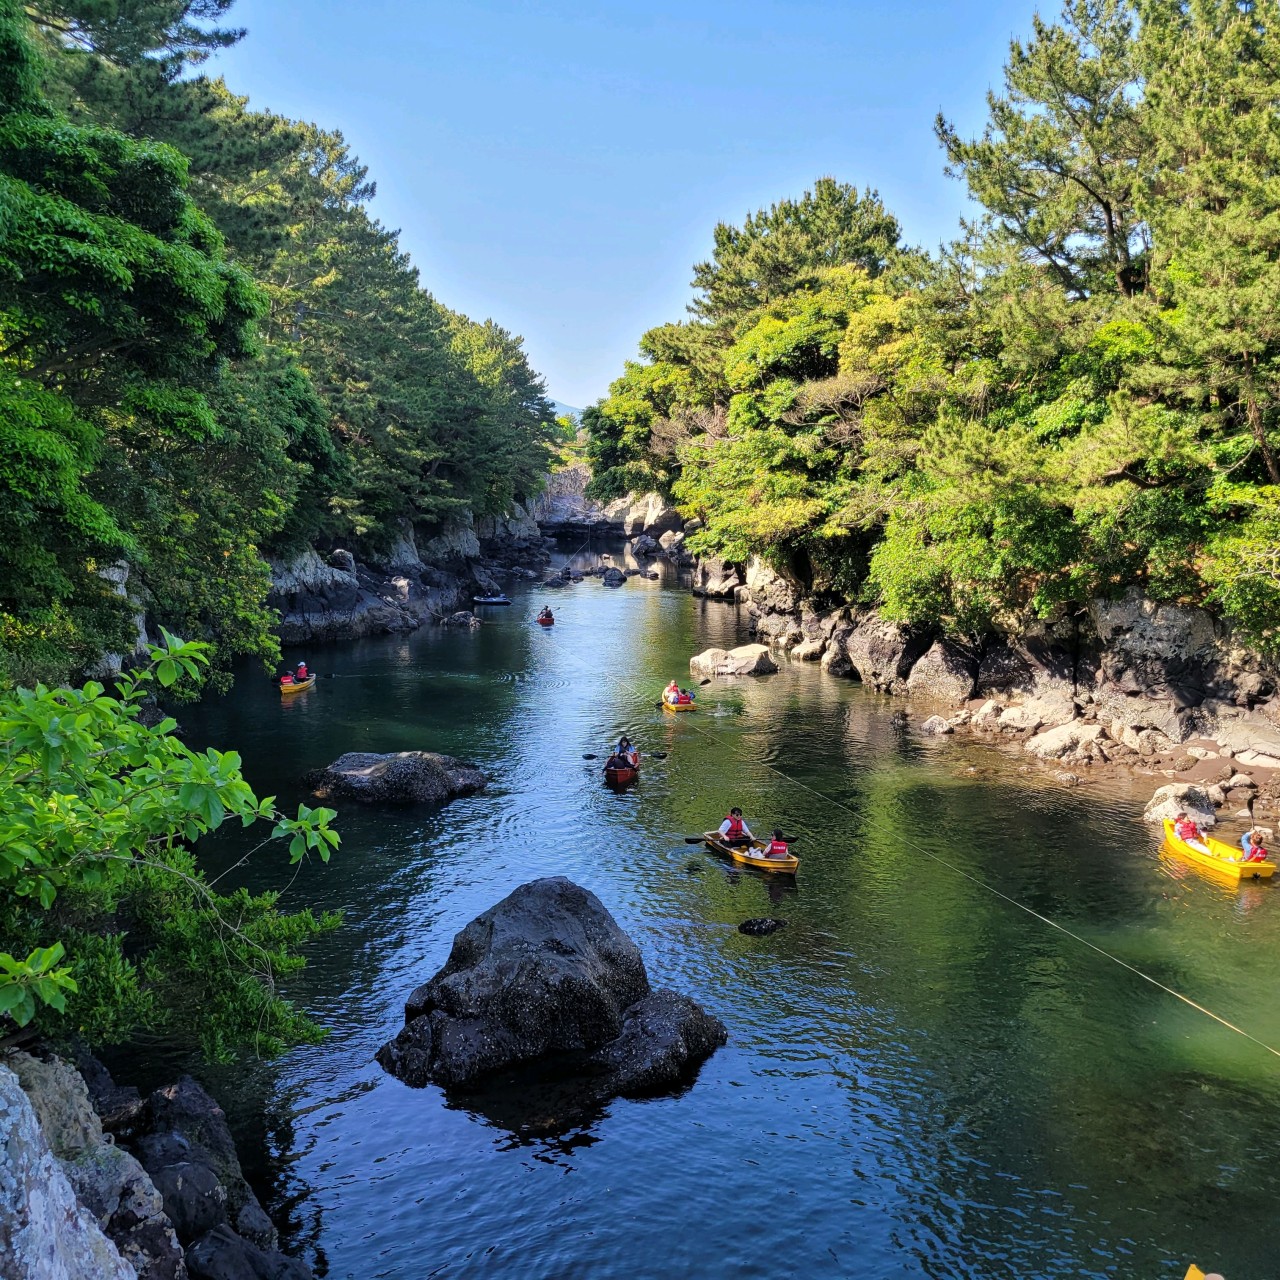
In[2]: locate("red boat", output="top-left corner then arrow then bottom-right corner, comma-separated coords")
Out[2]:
604,762 -> 638,787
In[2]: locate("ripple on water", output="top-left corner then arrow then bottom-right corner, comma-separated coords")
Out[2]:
180,553 -> 1280,1279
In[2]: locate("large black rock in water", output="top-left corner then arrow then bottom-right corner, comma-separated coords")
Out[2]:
305,751 -> 487,806
376,877 -> 726,1103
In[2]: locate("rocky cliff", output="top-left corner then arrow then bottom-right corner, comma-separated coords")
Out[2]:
269,505 -> 549,646
693,555 -> 1280,812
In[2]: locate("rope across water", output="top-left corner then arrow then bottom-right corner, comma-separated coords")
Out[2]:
548,616 -> 1280,1063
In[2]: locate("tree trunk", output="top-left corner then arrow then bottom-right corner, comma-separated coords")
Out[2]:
1246,391 -> 1280,484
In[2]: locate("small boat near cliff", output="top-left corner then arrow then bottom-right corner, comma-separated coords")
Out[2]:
473,595 -> 512,606
280,675 -> 316,695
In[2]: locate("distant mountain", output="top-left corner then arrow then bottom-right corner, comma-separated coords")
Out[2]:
551,400 -> 581,420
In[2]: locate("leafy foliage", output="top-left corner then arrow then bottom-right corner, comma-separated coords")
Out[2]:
587,0 -> 1280,652
0,632 -> 340,1058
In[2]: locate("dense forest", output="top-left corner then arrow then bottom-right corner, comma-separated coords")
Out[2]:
0,0 -> 556,690
586,0 -> 1280,652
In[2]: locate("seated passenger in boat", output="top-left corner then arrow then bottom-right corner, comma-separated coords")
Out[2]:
1240,829 -> 1269,862
664,679 -> 681,704
676,687 -> 695,704
296,661 -> 309,680
1173,812 -> 1211,854
764,829 -> 790,859
279,671 -> 294,686
538,607 -> 553,622
718,808 -> 754,847
605,753 -> 631,772
614,735 -> 639,766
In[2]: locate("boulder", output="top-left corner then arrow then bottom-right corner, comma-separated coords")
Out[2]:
601,567 -> 627,588
306,751 -> 487,806
143,1079 -> 276,1252
689,644 -> 778,678
0,1065 -> 135,1280
439,611 -> 481,629
905,640 -> 978,704
973,699 -> 1003,729
1228,773 -> 1258,790
690,557 -> 742,599
740,557 -> 803,614
185,1224 -> 310,1280
821,628 -> 855,677
752,613 -> 803,649
586,991 -> 728,1098
920,715 -> 954,736
791,637 -> 826,662
1143,783 -> 1217,827
843,616 -> 932,692
376,878 -> 724,1100
1023,721 -> 1105,761
997,704 -> 1043,733
630,534 -> 659,556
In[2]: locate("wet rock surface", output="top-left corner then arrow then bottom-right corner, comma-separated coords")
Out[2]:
306,751 -> 488,806
376,877 -> 726,1108
689,644 -> 778,677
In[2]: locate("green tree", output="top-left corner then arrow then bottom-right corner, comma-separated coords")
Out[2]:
0,633 -> 340,1059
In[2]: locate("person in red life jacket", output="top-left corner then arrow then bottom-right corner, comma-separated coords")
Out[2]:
279,670 -> 294,686
295,661 -> 309,680
664,679 -> 680,704
718,807 -> 754,847
1173,811 -> 1210,854
1240,829 -> 1269,863
764,828 -> 790,859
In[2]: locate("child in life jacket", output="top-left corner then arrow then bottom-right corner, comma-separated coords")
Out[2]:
764,829 -> 790,859
1173,812 -> 1210,854
1240,829 -> 1269,863
279,671 -> 294,686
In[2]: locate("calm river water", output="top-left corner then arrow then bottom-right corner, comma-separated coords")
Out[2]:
172,544 -> 1280,1279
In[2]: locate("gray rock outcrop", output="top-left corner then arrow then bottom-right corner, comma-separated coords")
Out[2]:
690,557 -> 742,599
689,644 -> 778,677
7,1053 -> 184,1280
905,640 -> 979,703
306,751 -> 487,806
0,1063 -> 135,1280
1144,784 -> 1217,827
376,878 -> 725,1104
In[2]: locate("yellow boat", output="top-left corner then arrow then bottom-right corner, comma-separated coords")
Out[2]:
280,675 -> 316,695
1162,818 -> 1275,882
703,831 -> 799,874
662,698 -> 697,712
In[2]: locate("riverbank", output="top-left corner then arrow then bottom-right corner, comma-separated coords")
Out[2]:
155,561 -> 1280,1277
673,549 -> 1280,829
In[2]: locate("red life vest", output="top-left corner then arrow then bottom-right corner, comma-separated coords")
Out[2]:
767,839 -> 789,858
280,673 -> 294,685
725,814 -> 743,837
1245,844 -> 1268,863
1174,821 -> 1200,842
296,665 -> 308,678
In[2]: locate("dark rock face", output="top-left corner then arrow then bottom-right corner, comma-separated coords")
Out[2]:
906,639 -> 980,703
842,615 -> 933,691
587,991 -> 728,1097
185,1224 -> 311,1280
306,751 -> 487,806
377,878 -> 726,1108
602,566 -> 627,587
738,918 -> 786,937
144,1079 -> 275,1251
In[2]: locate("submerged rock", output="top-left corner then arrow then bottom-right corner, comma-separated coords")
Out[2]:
439,610 -> 481,629
376,877 -> 725,1105
601,567 -> 627,587
920,715 -> 954,736
738,918 -> 787,937
306,751 -> 487,806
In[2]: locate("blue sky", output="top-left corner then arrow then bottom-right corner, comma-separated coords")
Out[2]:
208,0 -> 1044,408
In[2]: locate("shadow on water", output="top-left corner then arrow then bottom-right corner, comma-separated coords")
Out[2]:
172,541 -> 1280,1279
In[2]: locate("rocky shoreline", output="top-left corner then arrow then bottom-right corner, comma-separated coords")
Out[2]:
2,1050 -> 309,1279
682,551 -> 1280,830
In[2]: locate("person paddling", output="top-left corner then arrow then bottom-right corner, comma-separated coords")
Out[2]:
1240,829 -> 1269,863
718,807 -> 754,847
613,735 -> 639,767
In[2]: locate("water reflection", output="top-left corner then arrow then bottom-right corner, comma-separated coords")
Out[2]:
173,538 -> 1280,1279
